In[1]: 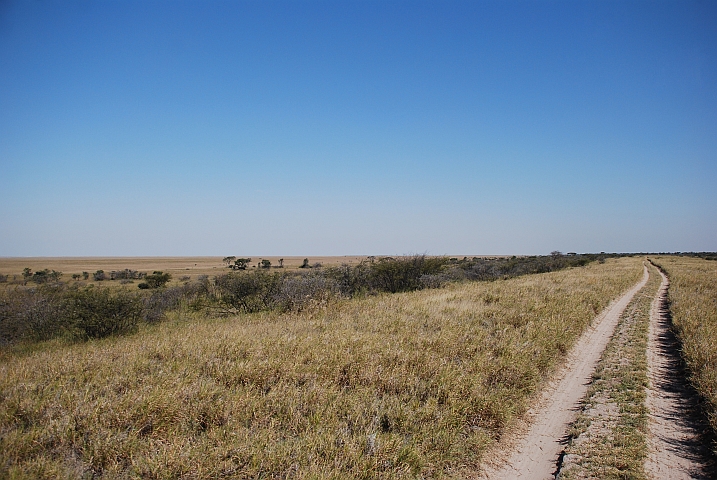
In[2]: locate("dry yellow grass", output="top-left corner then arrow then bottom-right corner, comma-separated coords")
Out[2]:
0,257 -> 643,478
0,256 -> 433,277
651,256 -> 717,456
560,262 -> 661,479
0,255 -> 502,281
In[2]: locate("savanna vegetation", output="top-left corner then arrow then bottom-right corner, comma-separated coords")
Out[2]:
651,256 -> 717,458
560,262 -> 661,479
1,253 -> 607,347
0,256 -> 644,478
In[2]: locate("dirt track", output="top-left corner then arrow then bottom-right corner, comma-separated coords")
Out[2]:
482,265 -> 649,479
645,268 -> 712,479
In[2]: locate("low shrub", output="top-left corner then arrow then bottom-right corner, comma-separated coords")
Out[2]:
142,271 -> 171,289
63,287 -> 143,340
274,272 -> 339,312
368,255 -> 449,293
0,285 -> 66,344
211,270 -> 284,314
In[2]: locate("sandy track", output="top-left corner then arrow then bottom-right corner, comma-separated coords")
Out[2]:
645,268 -> 712,479
483,265 -> 649,480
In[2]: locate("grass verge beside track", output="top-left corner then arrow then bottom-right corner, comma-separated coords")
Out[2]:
0,258 -> 643,479
651,256 -> 717,459
559,262 -> 660,479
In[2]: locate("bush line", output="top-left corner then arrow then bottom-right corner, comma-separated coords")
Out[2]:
1,253 -> 619,345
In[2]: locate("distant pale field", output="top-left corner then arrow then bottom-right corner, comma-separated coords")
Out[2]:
0,255 -> 488,279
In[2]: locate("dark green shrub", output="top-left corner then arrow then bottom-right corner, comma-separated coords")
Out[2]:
142,271 -> 171,289
369,255 -> 449,293
64,287 -> 143,339
232,258 -> 251,270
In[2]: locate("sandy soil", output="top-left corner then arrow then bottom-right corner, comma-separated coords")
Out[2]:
481,265 -> 649,479
645,268 -> 713,479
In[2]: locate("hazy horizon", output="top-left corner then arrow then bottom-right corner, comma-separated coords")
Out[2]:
2,1 -> 715,256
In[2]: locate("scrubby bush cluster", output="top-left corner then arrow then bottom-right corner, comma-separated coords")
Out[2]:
0,284 -> 138,344
109,269 -> 145,280
138,271 -> 172,289
456,253 -> 606,281
1,254 -> 605,347
0,280 -> 202,345
22,268 -> 62,284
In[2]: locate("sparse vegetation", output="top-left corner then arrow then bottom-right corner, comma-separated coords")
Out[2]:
0,257 -> 644,478
560,262 -> 661,479
0,254 -> 617,348
138,271 -> 171,290
651,256 -> 717,458
231,258 -> 251,270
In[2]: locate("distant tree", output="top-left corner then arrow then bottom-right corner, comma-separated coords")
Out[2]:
22,268 -> 32,283
261,259 -> 271,269
82,271 -> 89,280
300,258 -> 310,269
139,271 -> 171,289
72,274 -> 81,280
223,256 -> 237,267
93,270 -> 106,281
233,258 -> 251,270
551,251 -> 563,257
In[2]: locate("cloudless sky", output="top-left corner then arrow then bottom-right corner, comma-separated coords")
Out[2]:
1,0 -> 715,256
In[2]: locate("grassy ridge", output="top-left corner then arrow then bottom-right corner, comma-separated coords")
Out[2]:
652,256 -> 717,457
0,258 -> 643,479
560,262 -> 660,479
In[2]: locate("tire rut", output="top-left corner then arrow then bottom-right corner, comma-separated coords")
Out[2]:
645,266 -> 714,479
482,265 -> 649,479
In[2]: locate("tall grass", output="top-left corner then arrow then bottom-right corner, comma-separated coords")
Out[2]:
0,258 -> 643,478
651,256 -> 717,457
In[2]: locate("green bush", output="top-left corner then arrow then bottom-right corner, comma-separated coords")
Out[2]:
368,255 -> 449,293
64,287 -> 143,340
140,271 -> 171,289
212,270 -> 283,313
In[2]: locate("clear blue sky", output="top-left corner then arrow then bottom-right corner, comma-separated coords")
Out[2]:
1,0 -> 715,256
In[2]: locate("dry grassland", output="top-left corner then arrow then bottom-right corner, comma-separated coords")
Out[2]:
0,256 -> 404,280
560,262 -> 661,479
0,256 -> 500,281
0,257 -> 643,479
652,256 -> 717,457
